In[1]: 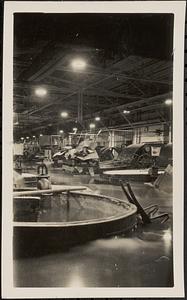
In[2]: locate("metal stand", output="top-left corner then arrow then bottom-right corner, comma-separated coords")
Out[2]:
120,181 -> 169,224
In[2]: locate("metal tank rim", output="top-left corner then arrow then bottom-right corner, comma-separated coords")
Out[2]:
14,191 -> 138,228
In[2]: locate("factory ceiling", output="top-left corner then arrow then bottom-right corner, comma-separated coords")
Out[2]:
13,13 -> 174,137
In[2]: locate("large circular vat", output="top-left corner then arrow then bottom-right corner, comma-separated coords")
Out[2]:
13,191 -> 137,257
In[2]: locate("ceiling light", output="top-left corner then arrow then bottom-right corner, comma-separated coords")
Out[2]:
32,135 -> 36,138
71,58 -> 86,71
61,111 -> 68,118
20,137 -> 24,140
95,117 -> 100,121
26,136 -> 29,139
123,110 -> 130,114
59,130 -> 64,133
89,123 -> 95,129
165,99 -> 172,105
35,87 -> 47,97
39,134 -> 43,137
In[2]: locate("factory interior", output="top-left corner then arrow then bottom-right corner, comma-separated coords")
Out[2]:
13,13 -> 173,287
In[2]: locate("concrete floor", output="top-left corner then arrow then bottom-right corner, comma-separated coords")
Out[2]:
14,167 -> 173,287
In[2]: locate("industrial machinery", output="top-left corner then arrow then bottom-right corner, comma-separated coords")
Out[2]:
99,143 -> 172,172
52,139 -> 99,175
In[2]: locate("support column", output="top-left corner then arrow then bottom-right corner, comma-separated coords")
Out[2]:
68,134 -> 72,145
109,130 -> 115,147
132,128 -> 141,144
169,124 -> 172,144
133,129 -> 137,144
169,105 -> 173,143
78,90 -> 83,123
163,124 -> 169,144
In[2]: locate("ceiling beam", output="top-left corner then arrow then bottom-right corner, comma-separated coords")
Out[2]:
18,42 -> 66,81
83,88 -> 143,99
63,92 -> 171,123
24,73 -> 115,116
108,119 -> 170,130
95,92 -> 172,115
47,75 -> 81,87
32,93 -> 170,130
56,66 -> 172,85
16,90 -> 172,131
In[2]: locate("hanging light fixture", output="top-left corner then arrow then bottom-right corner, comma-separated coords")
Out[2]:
89,123 -> 95,129
61,111 -> 68,118
165,99 -> 172,105
35,87 -> 47,97
123,110 -> 130,114
95,117 -> 100,121
71,58 -> 87,71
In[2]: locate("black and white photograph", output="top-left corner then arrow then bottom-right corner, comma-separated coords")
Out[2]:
2,1 -> 186,298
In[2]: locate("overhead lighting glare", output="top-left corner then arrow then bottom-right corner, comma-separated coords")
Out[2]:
95,117 -> 100,121
165,99 -> 172,105
26,136 -> 29,139
71,58 -> 86,71
59,130 -> 64,134
32,135 -> 36,138
61,111 -> 68,118
35,87 -> 47,97
20,137 -> 24,140
39,134 -> 43,137
123,110 -> 130,114
89,123 -> 95,129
